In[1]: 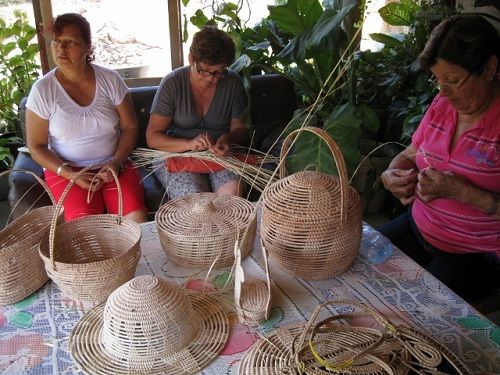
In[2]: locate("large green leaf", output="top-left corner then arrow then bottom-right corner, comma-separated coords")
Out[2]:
269,0 -> 323,34
278,4 -> 354,60
369,32 -> 403,47
285,104 -> 364,177
190,10 -> 209,29
379,0 -> 419,26
323,103 -> 363,175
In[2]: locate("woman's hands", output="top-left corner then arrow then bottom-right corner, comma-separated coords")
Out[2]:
381,168 -> 418,205
96,159 -> 122,184
190,132 -> 215,151
416,168 -> 467,202
189,132 -> 230,156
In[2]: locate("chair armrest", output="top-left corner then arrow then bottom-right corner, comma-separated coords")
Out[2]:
8,152 -> 52,221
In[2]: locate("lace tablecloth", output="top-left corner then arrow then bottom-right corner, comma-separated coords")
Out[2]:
1,221 -> 499,374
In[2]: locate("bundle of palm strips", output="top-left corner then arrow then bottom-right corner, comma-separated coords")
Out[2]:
132,147 -> 279,193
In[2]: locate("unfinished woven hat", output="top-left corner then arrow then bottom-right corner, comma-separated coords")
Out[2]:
155,192 -> 256,269
239,300 -> 471,375
69,275 -> 230,375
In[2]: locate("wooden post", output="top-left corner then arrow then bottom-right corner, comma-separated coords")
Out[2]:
31,0 -> 55,74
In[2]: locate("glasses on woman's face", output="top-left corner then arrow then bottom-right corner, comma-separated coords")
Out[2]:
428,71 -> 473,92
195,62 -> 227,79
51,38 -> 82,49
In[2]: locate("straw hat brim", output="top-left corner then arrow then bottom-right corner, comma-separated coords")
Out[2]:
70,291 -> 229,375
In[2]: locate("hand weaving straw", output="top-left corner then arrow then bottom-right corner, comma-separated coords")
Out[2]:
38,165 -> 141,302
155,192 -> 256,269
70,275 -> 230,375
0,169 -> 63,305
261,127 -> 363,280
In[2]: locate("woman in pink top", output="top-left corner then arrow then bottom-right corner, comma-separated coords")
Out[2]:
380,14 -> 499,302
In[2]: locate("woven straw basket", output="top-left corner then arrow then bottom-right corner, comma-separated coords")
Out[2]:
155,192 -> 256,269
70,275 -> 229,374
261,127 -> 362,280
239,299 -> 471,375
0,170 -> 63,305
38,166 -> 141,302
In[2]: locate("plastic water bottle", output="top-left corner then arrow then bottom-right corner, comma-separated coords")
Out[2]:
359,225 -> 393,264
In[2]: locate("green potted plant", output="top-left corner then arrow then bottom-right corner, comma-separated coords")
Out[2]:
0,10 -> 40,199
0,9 -> 40,138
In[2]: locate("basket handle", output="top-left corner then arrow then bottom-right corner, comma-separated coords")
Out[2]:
1,168 -> 58,224
48,165 -> 123,270
293,299 -> 395,372
279,127 -> 349,223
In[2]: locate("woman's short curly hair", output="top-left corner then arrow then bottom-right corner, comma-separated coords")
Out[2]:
418,14 -> 500,74
53,13 -> 95,64
189,26 -> 235,66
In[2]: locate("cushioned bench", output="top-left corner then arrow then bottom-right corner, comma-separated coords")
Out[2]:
8,73 -> 296,219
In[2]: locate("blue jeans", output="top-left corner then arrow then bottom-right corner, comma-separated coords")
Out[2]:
377,208 -> 500,302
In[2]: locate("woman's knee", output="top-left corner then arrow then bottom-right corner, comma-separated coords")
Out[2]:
215,180 -> 245,196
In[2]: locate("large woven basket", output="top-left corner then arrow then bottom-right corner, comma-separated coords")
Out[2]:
155,192 -> 256,269
261,127 -> 362,280
0,170 -> 63,305
38,166 -> 141,302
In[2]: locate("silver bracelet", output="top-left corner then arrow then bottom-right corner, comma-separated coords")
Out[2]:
485,192 -> 499,215
56,162 -> 69,176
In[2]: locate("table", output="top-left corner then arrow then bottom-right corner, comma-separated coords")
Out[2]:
1,221 -> 499,374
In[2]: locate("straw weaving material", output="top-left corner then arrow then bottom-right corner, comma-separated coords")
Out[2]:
0,170 -> 63,305
261,127 -> 362,280
155,192 -> 256,269
70,275 -> 229,375
239,300 -> 471,375
240,279 -> 270,326
38,166 -> 141,302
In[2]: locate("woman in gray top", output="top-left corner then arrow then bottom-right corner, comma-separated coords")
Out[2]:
146,26 -> 249,199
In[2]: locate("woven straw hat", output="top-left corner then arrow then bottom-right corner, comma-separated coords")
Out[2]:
156,192 -> 256,269
70,275 -> 229,374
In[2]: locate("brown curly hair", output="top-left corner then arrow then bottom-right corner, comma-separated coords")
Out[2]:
53,13 -> 95,64
189,26 -> 235,66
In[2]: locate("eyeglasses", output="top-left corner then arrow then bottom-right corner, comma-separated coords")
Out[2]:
428,71 -> 472,92
195,63 -> 227,79
50,38 -> 82,49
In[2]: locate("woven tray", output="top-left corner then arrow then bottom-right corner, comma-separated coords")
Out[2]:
155,192 -> 256,269
239,300 -> 471,374
261,127 -> 362,280
38,166 -> 141,302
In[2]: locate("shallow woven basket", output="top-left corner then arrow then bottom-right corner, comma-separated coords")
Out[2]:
0,170 -> 63,305
155,192 -> 256,269
38,166 -> 141,302
239,299 -> 471,375
261,127 -> 363,280
70,275 -> 230,374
